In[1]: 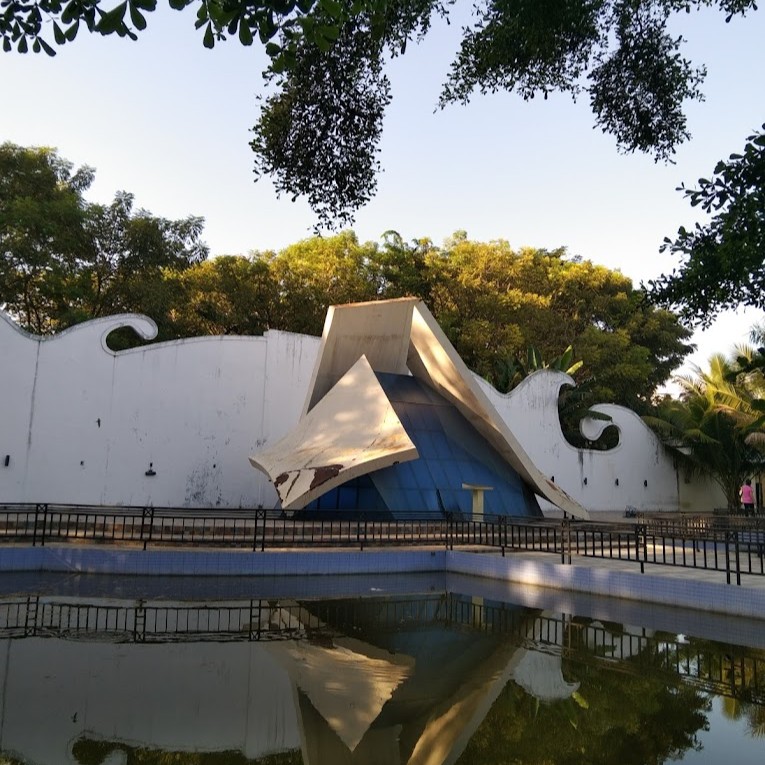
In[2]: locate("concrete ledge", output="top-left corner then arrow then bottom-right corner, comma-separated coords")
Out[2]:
447,551 -> 765,621
2,546 -> 764,621
0,546 -> 446,578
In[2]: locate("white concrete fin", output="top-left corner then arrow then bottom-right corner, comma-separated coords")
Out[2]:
250,354 -> 419,510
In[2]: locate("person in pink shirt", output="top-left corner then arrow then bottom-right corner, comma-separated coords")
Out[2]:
740,479 -> 755,516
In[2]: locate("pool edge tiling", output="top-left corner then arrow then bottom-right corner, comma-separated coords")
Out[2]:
2,546 -> 765,620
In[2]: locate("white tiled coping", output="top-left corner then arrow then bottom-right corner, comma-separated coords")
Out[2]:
2,546 -> 764,621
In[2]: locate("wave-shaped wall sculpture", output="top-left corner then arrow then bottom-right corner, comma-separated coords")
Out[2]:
0,310 -> 722,512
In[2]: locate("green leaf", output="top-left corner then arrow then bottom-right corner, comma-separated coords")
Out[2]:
53,21 -> 66,44
572,691 -> 589,709
319,0 -> 343,19
17,35 -> 28,53
203,22 -> 214,48
239,20 -> 253,45
38,36 -> 56,56
65,20 -> 80,41
317,24 -> 339,41
61,1 -> 78,25
129,3 -> 147,30
314,33 -> 332,52
2,38 -> 11,52
97,2 -> 128,35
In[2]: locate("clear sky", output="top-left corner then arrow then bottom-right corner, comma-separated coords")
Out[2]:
2,3 -> 764,379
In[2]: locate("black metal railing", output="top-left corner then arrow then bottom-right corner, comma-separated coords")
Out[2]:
1,503 -> 764,584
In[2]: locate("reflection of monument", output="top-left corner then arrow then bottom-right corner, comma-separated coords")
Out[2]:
0,594 -> 571,765
2,586 -> 750,765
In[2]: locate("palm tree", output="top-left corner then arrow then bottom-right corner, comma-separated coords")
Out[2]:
645,353 -> 765,511
491,345 -> 613,449
491,345 -> 584,393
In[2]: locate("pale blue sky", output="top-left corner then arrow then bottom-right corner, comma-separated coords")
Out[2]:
2,4 -> 764,376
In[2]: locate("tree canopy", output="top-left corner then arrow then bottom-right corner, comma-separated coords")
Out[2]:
2,1 -> 759,225
645,346 -> 765,509
647,123 -> 765,326
155,231 -> 693,411
0,142 -> 208,335
0,143 -> 693,410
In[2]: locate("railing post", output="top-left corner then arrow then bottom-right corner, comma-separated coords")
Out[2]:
140,507 -> 154,551
32,505 -> 40,547
561,519 -> 571,565
636,523 -> 645,574
725,530 -> 732,585
252,509 -> 266,552
358,518 -> 367,551
24,595 -> 39,636
734,529 -> 741,586
39,503 -> 48,547
499,516 -> 506,557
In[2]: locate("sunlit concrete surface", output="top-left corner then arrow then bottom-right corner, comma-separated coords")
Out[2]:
250,355 -> 418,509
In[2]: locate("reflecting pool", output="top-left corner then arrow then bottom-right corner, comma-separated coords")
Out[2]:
0,571 -> 763,764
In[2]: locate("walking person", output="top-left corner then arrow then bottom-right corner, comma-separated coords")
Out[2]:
740,479 -> 755,517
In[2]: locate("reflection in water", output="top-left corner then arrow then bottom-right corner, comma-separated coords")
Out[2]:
0,582 -> 763,764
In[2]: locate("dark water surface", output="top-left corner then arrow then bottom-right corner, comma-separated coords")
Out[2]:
0,571 -> 763,764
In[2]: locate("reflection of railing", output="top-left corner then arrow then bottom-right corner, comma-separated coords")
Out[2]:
1,504 -> 764,584
2,594 -> 763,704
0,596 -> 336,643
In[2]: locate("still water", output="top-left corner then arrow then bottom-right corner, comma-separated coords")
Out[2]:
0,571 -> 763,765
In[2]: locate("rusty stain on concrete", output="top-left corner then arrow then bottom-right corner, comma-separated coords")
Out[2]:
309,464 -> 344,490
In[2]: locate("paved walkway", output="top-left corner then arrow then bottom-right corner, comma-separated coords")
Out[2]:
499,547 -> 765,589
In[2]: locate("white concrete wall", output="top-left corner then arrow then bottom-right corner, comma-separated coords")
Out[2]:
477,370 -> 724,514
0,311 -> 723,513
0,312 -> 319,509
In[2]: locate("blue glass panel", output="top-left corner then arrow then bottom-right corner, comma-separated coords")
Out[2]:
420,489 -> 439,513
337,485 -> 357,509
410,459 -> 434,490
404,489 -> 426,510
317,488 -> 339,510
310,373 -> 542,519
358,488 -> 382,510
432,434 -> 454,459
393,460 -> 416,487
416,431 -> 437,458
427,460 -> 448,487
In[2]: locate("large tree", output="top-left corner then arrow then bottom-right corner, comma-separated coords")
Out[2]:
422,234 -> 693,410
0,142 -> 92,333
0,142 -> 208,335
647,124 -> 765,326
2,1 -> 759,225
124,228 -> 690,409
